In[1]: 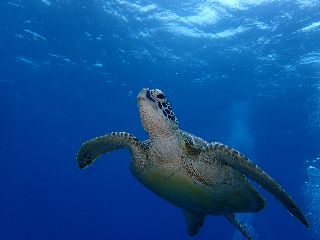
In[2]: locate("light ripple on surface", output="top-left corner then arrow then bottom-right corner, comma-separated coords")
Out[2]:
298,52 -> 320,65
24,29 -> 47,41
299,21 -> 320,32
40,0 -> 51,6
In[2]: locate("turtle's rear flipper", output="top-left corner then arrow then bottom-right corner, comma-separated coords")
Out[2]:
77,132 -> 145,169
183,210 -> 206,236
225,214 -> 252,240
202,143 -> 310,228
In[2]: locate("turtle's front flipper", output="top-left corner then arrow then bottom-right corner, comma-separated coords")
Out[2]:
201,143 -> 310,228
77,132 -> 146,170
225,214 -> 252,240
183,209 -> 206,236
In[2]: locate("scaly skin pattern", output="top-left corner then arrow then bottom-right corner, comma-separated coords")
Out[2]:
134,130 -> 265,215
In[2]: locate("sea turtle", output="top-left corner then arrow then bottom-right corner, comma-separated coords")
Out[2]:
77,88 -> 309,239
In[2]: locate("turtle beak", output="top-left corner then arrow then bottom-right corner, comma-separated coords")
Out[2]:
137,88 -> 149,101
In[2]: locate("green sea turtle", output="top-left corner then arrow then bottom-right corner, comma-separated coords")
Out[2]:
77,88 -> 309,239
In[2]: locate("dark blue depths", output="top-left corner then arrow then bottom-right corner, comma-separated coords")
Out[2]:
1,1 -> 320,240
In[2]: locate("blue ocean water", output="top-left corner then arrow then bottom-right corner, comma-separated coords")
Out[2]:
1,0 -> 320,239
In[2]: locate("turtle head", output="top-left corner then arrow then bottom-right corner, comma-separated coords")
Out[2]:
137,88 -> 179,137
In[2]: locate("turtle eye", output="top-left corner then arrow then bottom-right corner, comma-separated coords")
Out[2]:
157,93 -> 165,99
151,89 -> 166,100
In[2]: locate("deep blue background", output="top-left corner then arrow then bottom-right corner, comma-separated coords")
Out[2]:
1,0 -> 320,239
